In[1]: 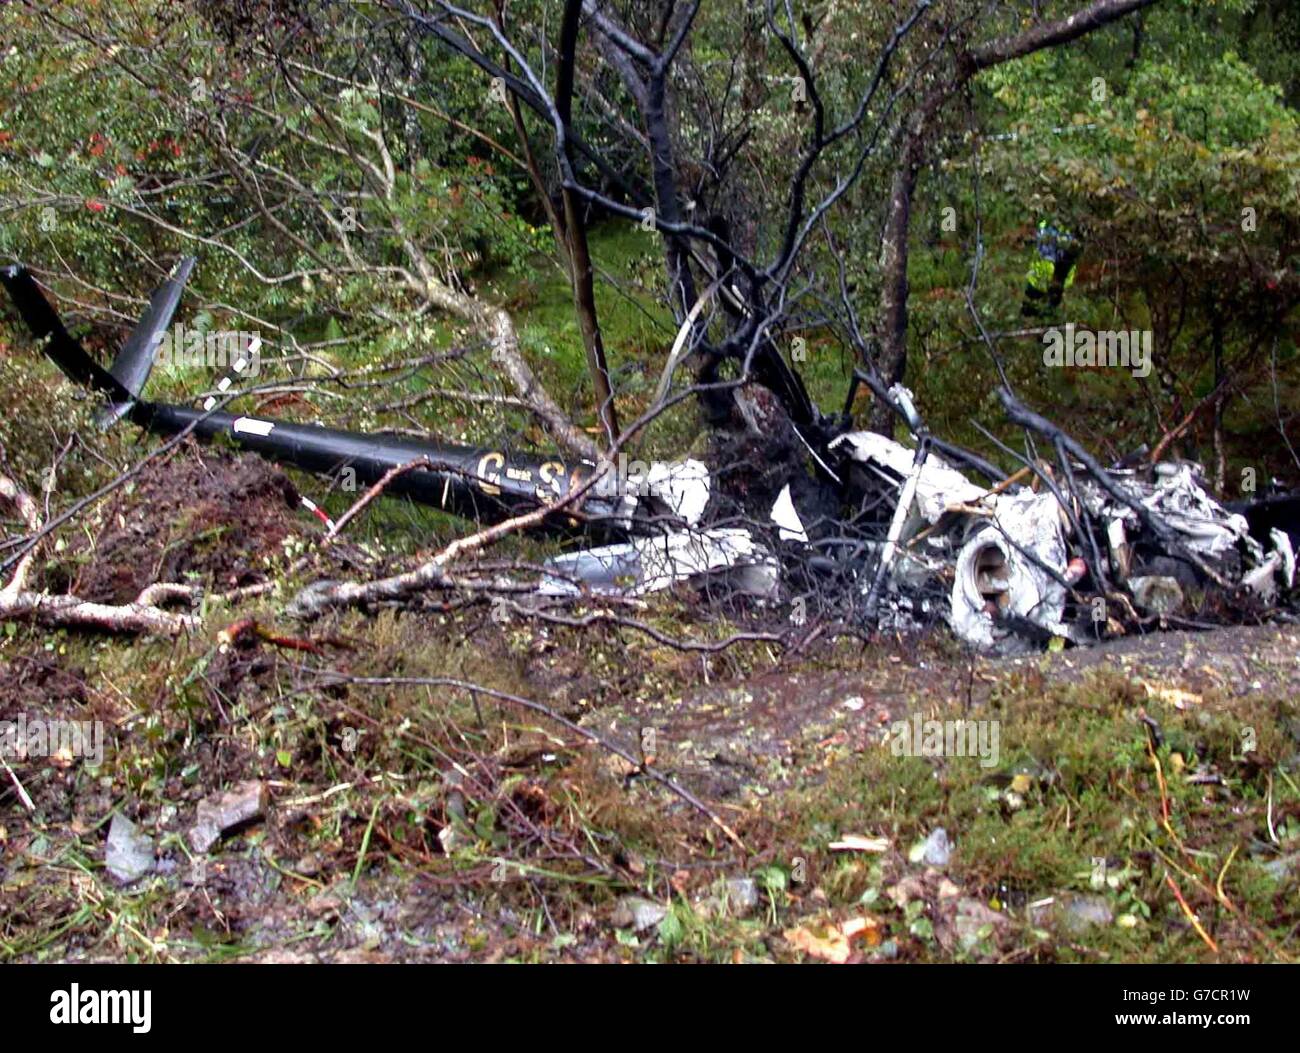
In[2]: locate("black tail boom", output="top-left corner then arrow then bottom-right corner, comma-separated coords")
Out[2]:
2,258 -> 630,536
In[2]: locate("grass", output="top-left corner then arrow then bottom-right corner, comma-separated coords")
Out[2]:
5,593 -> 1296,962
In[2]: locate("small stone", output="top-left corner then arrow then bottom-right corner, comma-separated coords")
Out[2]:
921,827 -> 952,867
1060,892 -> 1114,931
721,877 -> 759,916
952,898 -> 1008,949
1032,892 -> 1114,934
1262,853 -> 1300,881
188,780 -> 268,853
105,813 -> 155,885
611,896 -> 668,932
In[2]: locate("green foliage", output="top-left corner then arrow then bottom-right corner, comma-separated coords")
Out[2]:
0,0 -> 545,431
904,5 -> 1300,474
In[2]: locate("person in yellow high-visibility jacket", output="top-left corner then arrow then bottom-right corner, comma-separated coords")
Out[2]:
1022,220 -> 1080,316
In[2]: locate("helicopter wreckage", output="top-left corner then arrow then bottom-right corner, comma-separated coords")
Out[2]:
2,257 -> 1295,652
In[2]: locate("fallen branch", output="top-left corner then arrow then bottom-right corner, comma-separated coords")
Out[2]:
0,752 -> 36,812
0,466 -> 41,595
324,457 -> 437,542
219,617 -> 334,655
0,589 -> 197,635
0,468 -> 197,636
998,387 -> 1233,588
287,429 -> 623,617
1148,372 -> 1235,465
1165,873 -> 1219,955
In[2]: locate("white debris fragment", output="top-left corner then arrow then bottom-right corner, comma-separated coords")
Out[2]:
1241,559 -> 1280,603
1272,528 -> 1296,589
830,431 -> 987,522
949,490 -> 1071,650
1106,516 -> 1131,578
833,430 -> 1077,649
633,528 -> 774,593
232,416 -> 275,437
538,544 -> 639,595
543,434 -> 1289,656
646,458 -> 710,525
1137,463 -> 1249,559
541,528 -> 777,598
770,483 -> 810,543
1241,528 -> 1297,602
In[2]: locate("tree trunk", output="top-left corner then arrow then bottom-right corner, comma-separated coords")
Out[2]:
557,0 -> 619,444
871,146 -> 921,435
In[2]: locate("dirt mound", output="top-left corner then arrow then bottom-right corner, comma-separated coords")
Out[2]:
0,654 -> 88,714
60,443 -> 304,604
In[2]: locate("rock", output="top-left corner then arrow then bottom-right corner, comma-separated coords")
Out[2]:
1059,892 -> 1114,931
1130,576 -> 1184,616
188,780 -> 268,853
920,827 -> 952,867
612,896 -> 668,932
952,898 -> 1008,950
721,877 -> 759,917
105,813 -> 155,885
1031,892 -> 1114,934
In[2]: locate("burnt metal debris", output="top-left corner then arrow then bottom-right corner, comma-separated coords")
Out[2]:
3,258 -> 1296,651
